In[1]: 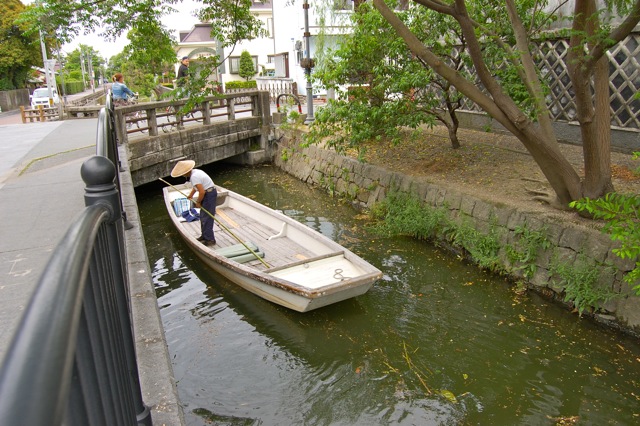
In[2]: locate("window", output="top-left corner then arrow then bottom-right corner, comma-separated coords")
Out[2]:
266,18 -> 274,38
229,55 -> 259,74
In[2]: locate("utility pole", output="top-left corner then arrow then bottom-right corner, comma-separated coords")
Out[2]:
80,51 -> 87,90
87,51 -> 95,93
36,0 -> 53,104
56,46 -> 68,104
38,27 -> 55,107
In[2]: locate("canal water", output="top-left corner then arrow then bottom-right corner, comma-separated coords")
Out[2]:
136,164 -> 640,425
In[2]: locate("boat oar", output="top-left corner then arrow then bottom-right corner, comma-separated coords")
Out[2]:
159,178 -> 271,268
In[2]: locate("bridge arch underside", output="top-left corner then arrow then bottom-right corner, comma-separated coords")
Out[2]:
128,117 -> 262,187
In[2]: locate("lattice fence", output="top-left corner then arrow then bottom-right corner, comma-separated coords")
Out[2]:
458,33 -> 640,130
256,81 -> 299,103
225,81 -> 299,104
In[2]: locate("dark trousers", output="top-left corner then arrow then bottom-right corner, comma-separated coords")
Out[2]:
201,188 -> 217,241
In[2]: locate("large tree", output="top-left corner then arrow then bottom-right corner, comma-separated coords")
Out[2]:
370,0 -> 640,208
0,0 -> 41,89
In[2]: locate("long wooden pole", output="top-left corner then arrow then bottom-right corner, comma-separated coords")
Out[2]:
159,178 -> 270,268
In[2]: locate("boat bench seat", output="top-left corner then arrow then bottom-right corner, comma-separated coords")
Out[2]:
216,242 -> 265,264
265,251 -> 344,273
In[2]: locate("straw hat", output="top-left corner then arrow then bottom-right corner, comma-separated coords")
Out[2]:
171,160 -> 195,177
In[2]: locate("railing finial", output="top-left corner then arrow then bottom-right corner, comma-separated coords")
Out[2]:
81,155 -> 121,223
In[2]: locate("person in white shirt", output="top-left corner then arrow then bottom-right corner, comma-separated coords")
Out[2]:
171,160 -> 217,246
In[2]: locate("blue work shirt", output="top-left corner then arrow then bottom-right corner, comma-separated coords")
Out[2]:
112,81 -> 135,100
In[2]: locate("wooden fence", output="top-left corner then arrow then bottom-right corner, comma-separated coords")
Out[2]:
20,106 -> 60,123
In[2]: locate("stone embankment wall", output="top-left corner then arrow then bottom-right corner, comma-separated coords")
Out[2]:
273,135 -> 640,335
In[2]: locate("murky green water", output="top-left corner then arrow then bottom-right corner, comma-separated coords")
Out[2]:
136,164 -> 640,425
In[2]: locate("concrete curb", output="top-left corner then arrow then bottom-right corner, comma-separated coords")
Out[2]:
118,144 -> 186,425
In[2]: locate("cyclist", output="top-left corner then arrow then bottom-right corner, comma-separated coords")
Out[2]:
112,73 -> 136,106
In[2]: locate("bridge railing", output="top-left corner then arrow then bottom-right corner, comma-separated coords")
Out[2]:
0,96 -> 151,425
113,90 -> 269,143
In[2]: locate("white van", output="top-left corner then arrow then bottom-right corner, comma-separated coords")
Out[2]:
30,88 -> 60,109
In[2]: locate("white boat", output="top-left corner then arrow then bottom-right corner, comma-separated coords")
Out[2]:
163,183 -> 382,312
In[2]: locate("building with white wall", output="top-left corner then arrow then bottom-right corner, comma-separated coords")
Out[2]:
175,0 -> 357,96
271,0 -> 354,98
174,23 -> 219,84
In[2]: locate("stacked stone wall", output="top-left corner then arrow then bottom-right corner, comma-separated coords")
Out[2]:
273,136 -> 640,334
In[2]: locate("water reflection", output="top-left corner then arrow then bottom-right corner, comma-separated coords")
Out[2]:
137,164 -> 640,425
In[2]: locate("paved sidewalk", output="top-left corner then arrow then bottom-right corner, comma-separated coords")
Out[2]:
0,118 -> 96,358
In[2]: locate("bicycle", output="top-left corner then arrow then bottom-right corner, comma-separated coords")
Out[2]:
162,103 -> 203,133
120,94 -> 147,133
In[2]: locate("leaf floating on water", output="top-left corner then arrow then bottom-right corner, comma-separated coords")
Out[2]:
439,389 -> 458,403
462,373 -> 469,380
355,366 -> 362,374
546,415 -> 579,425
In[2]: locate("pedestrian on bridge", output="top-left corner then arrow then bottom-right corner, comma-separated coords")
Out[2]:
176,57 -> 190,88
171,160 -> 217,247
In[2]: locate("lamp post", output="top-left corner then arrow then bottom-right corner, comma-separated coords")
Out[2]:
302,0 -> 314,124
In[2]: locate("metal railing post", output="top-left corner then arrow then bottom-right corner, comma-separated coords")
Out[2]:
82,155 -> 152,425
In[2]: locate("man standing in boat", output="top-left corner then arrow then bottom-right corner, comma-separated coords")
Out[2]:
171,160 -> 217,246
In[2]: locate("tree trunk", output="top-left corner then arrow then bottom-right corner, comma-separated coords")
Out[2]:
374,0 -> 582,206
568,0 -> 614,198
446,101 -> 460,149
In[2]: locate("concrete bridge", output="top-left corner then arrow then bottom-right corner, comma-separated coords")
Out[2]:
115,91 -> 273,186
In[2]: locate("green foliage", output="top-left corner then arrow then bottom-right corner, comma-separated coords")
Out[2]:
19,0 -> 266,97
238,50 -> 256,81
370,190 -> 446,240
58,80 -> 84,95
370,189 -> 502,272
310,2 -> 463,151
61,45 -> 104,90
225,80 -> 257,90
445,220 -> 503,273
0,0 -> 41,89
570,190 -> 640,294
506,223 -> 551,279
124,21 -> 176,75
550,253 -> 618,316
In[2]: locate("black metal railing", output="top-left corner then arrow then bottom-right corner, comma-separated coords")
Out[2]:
0,94 -> 151,425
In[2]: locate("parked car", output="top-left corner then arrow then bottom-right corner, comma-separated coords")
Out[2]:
30,88 -> 60,109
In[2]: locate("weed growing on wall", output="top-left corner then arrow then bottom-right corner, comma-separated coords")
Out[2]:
506,223 -> 551,280
370,190 -> 502,273
369,190 -> 446,240
550,253 -> 618,316
444,219 -> 502,273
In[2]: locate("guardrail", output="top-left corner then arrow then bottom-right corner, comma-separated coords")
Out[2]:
0,96 -> 151,425
113,91 -> 264,143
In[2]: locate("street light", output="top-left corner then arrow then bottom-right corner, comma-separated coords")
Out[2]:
302,0 -> 314,124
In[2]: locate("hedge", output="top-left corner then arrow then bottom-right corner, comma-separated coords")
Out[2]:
225,80 -> 257,90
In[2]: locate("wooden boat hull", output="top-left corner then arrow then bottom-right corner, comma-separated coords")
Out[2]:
163,184 -> 382,312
